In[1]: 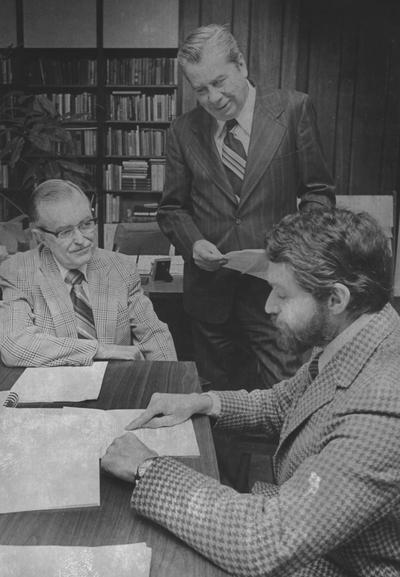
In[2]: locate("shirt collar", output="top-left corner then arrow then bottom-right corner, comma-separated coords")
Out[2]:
53,257 -> 88,282
319,312 -> 374,370
215,81 -> 256,138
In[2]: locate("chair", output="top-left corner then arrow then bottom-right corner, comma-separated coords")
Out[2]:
112,221 -> 171,255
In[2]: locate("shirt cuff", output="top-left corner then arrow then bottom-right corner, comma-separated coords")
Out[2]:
201,391 -> 221,418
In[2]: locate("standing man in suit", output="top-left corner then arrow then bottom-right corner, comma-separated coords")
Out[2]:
0,179 -> 176,366
157,24 -> 335,391
102,208 -> 400,576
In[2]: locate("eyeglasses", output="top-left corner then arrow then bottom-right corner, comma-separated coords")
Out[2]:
38,218 -> 98,241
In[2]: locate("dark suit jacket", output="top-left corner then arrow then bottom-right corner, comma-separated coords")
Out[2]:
157,89 -> 335,322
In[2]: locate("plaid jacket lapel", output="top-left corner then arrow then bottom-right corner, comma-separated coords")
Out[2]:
38,246 -> 78,338
87,251 -> 116,343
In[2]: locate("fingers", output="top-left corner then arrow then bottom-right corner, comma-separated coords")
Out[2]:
126,407 -> 158,430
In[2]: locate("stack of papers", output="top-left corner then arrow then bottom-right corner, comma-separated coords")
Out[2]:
0,543 -> 151,577
0,407 -> 199,514
9,362 -> 108,403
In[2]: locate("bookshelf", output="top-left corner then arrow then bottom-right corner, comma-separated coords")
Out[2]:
0,0 -> 179,247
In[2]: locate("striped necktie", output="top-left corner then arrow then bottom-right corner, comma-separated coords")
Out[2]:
308,353 -> 322,381
222,118 -> 247,200
65,269 -> 97,340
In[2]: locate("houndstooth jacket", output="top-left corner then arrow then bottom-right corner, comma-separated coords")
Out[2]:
0,245 -> 176,366
132,303 -> 400,576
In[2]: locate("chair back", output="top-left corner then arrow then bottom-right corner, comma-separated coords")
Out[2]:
113,222 -> 170,255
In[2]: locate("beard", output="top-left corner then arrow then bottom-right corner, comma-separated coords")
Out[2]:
274,303 -> 335,354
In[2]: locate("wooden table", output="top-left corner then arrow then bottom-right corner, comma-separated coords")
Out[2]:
0,360 -> 228,577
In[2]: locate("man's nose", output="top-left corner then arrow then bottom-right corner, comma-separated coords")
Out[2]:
265,292 -> 277,315
208,86 -> 223,104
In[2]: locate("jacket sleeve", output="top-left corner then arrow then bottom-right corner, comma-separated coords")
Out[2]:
295,94 -> 336,211
157,121 -> 204,262
131,405 -> 400,577
125,259 -> 177,361
0,269 -> 97,367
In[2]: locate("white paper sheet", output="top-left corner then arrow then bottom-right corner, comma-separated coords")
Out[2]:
63,407 -> 201,458
0,543 -> 151,577
0,409 -> 101,513
223,248 -> 269,280
10,362 -> 108,403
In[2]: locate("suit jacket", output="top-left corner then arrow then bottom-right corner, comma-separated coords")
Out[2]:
157,89 -> 335,322
0,246 -> 176,366
132,304 -> 400,576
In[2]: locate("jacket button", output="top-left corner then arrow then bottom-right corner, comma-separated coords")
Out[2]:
235,218 -> 241,225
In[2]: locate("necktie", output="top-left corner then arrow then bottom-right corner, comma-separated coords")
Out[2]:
222,118 -> 247,200
308,353 -> 321,381
65,269 -> 97,340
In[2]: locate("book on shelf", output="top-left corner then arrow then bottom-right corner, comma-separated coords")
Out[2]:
26,57 -> 97,85
106,127 -> 166,156
108,91 -> 176,122
106,57 -> 177,85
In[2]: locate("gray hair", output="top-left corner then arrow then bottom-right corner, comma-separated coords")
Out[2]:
178,23 -> 242,67
29,179 -> 89,223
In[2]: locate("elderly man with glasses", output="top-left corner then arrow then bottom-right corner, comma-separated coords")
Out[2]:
0,179 -> 177,366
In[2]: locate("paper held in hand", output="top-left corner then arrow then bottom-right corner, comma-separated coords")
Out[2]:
222,248 -> 269,280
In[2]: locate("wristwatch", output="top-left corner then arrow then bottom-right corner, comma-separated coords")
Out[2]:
133,457 -> 156,489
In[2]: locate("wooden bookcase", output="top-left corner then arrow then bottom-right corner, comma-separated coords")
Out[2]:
0,0 -> 179,247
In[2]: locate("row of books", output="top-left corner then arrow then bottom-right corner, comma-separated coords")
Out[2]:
42,92 -> 97,118
0,57 -> 12,84
106,127 -> 166,156
108,91 -> 176,122
106,57 -> 178,86
104,159 -> 165,192
26,58 -> 97,85
55,128 -> 97,156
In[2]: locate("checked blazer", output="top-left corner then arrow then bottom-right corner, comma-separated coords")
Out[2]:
132,304 -> 400,576
157,89 -> 335,322
0,245 -> 176,366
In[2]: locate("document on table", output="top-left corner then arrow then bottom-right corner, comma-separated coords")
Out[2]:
63,407 -> 201,457
10,361 -> 108,403
222,248 -> 269,280
0,409 -> 101,513
0,543 -> 151,577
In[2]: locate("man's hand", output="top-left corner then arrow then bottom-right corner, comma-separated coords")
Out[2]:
101,432 -> 157,483
193,239 -> 228,271
95,343 -> 144,360
125,392 -> 212,430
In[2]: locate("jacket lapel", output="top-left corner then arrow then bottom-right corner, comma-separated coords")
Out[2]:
87,251 -> 116,343
38,247 -> 77,338
240,92 -> 287,207
188,109 -> 237,204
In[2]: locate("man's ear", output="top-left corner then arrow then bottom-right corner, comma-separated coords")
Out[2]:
328,283 -> 351,315
237,52 -> 248,77
30,226 -> 44,245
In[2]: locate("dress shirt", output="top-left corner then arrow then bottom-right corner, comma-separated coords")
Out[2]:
214,81 -> 256,158
55,259 -> 91,302
205,311 -> 375,417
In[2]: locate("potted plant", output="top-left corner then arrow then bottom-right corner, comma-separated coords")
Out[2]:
0,91 -> 93,211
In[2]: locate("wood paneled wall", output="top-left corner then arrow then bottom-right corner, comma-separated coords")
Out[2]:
179,0 -> 400,199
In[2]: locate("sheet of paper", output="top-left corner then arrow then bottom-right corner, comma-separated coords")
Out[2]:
223,248 -> 269,280
0,409 -> 101,513
10,361 -> 108,403
0,543 -> 151,577
63,407 -> 200,458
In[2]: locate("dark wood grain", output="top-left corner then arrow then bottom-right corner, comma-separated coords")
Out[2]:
0,360 -> 227,577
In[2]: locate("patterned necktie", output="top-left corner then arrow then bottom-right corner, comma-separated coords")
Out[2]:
308,353 -> 321,381
65,269 -> 97,340
222,118 -> 247,200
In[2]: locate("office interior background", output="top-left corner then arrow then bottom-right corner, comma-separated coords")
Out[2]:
0,0 -> 399,283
